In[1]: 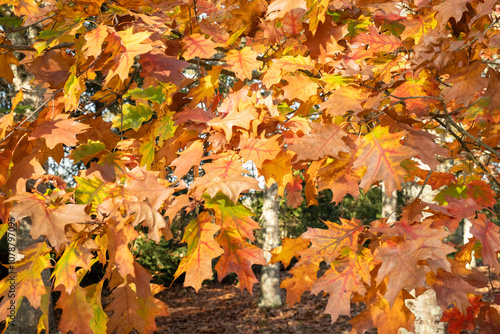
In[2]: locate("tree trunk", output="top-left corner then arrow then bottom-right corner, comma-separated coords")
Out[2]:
381,183 -> 398,224
258,183 -> 282,308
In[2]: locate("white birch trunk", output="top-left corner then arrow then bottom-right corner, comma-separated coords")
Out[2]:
258,183 -> 283,308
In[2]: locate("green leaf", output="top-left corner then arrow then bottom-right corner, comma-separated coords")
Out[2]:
86,282 -> 108,334
124,87 -> 166,104
74,176 -> 112,212
140,139 -> 155,168
154,114 -> 177,142
112,103 -> 153,131
0,223 -> 8,239
203,192 -> 260,241
70,140 -> 105,162
434,184 -> 468,205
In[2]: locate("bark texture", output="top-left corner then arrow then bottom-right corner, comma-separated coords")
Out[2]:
258,183 -> 282,308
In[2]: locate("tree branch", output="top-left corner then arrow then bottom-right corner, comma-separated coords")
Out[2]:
0,88 -> 64,145
0,42 -> 75,52
435,118 -> 500,188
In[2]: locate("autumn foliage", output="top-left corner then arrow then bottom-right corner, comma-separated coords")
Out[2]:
1,0 -> 500,332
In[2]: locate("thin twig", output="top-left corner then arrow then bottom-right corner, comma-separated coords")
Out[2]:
0,42 -> 75,52
435,118 -> 500,188
415,170 -> 432,200
1,14 -> 56,33
0,88 -> 64,144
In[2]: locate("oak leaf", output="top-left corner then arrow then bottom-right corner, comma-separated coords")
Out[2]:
223,47 -> 261,81
52,241 -> 93,293
183,33 -> 221,59
103,27 -> 152,84
215,227 -> 266,292
354,126 -> 417,196
300,218 -> 365,264
238,135 -> 281,168
0,242 -> 52,318
29,114 -> 90,150
281,75 -> 318,102
173,212 -> 224,291
280,261 -> 320,306
286,123 -> 350,161
9,192 -> 90,252
470,214 -> 500,274
204,192 -> 260,241
351,25 -> 403,59
193,157 -> 260,203
311,249 -> 371,323
270,237 -> 310,268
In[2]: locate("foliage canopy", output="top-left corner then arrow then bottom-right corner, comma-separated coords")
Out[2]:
1,0 -> 500,332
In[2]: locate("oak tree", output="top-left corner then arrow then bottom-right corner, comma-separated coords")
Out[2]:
1,0 -> 500,333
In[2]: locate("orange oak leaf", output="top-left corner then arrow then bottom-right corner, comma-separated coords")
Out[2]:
9,192 -> 90,252
204,192 -> 260,241
171,140 -> 204,178
208,97 -> 258,141
402,126 -> 449,170
193,157 -> 260,203
299,218 -> 365,264
286,123 -> 350,161
106,216 -> 139,279
123,167 -> 173,210
427,269 -> 477,313
286,176 -> 303,208
55,285 -> 95,334
311,249 -> 371,323
215,227 -> 266,293
280,260 -> 320,306
390,71 -> 440,117
183,33 -> 221,59
351,289 -> 416,334
103,27 -> 153,84
320,86 -> 382,117
105,282 -> 168,334
467,180 -> 496,208
374,239 -> 432,306
351,25 -> 403,60
262,55 -> 316,88
173,212 -> 224,291
270,237 -> 311,268
267,0 -> 307,20
3,141 -> 45,195
317,153 -> 364,203
441,295 -> 484,334
260,150 -> 294,196
127,200 -> 173,242
139,49 -> 188,85
281,75 -> 318,102
282,8 -> 305,36
238,135 -> 281,168
83,24 -> 109,59
400,14 -> 437,44
223,47 -> 261,81
29,114 -> 90,149
470,214 -> 500,274
186,66 -> 223,107
353,125 -> 417,196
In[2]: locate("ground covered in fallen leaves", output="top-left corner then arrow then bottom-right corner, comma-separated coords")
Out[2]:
152,277 -> 370,334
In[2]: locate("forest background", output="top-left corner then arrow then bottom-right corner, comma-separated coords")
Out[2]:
2,0 -> 500,333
